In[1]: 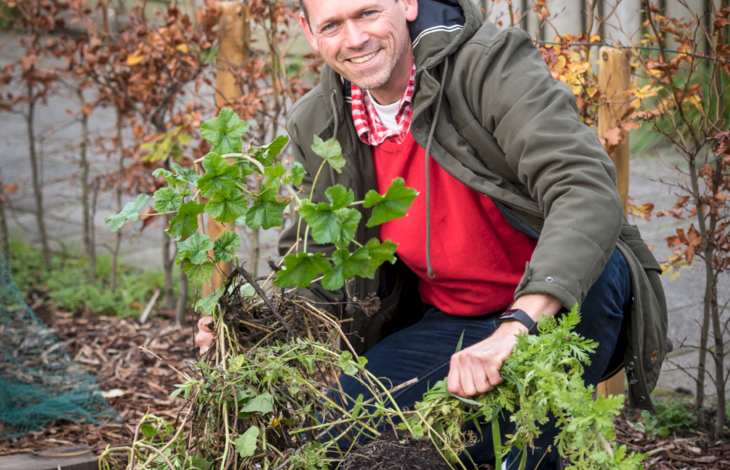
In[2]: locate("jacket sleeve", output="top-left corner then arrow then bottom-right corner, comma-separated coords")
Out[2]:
278,111 -> 346,316
468,28 -> 625,310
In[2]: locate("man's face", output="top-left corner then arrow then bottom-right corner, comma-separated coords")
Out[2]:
300,0 -> 418,91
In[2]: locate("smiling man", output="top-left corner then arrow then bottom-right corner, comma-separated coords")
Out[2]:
275,0 -> 668,468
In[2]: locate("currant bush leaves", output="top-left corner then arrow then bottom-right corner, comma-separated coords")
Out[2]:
273,252 -> 332,289
105,194 -> 150,232
299,185 -> 361,247
166,201 -> 204,240
364,177 -> 419,227
311,136 -> 345,173
105,108 -> 417,296
197,152 -> 240,198
200,108 -> 249,155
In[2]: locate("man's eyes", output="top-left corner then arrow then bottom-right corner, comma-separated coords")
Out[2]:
320,10 -> 377,33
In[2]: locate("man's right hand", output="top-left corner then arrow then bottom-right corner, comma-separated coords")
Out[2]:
196,315 -> 215,354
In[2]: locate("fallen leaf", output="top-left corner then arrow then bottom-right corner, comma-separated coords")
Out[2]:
101,389 -> 126,398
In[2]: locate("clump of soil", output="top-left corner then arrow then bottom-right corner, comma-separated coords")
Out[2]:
342,433 -> 455,470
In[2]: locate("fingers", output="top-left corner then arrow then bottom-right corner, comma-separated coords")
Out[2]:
448,338 -> 513,397
448,350 -> 493,397
198,315 -> 214,332
195,315 -> 215,353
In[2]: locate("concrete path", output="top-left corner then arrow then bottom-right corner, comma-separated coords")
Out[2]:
1,32 -> 728,404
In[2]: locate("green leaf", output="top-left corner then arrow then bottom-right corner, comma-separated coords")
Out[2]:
153,187 -> 183,213
194,287 -> 223,316
166,201 -> 205,240
152,168 -> 181,188
362,238 -> 398,278
141,425 -> 158,439
188,458 -> 212,470
322,247 -> 369,290
233,426 -> 259,458
200,108 -> 249,155
264,161 -> 287,180
352,394 -> 364,419
240,283 -> 255,298
105,194 -> 150,232
213,231 -> 241,263
197,152 -> 240,198
171,162 -> 201,186
283,162 -> 306,186
455,331 -> 465,353
183,262 -> 214,285
206,192 -> 247,223
311,136 -> 346,173
240,392 -> 274,415
364,177 -> 418,227
176,232 -> 214,265
336,208 -> 361,248
244,185 -> 287,230
254,135 -> 289,167
337,351 -> 358,376
273,252 -> 332,289
298,186 -> 360,246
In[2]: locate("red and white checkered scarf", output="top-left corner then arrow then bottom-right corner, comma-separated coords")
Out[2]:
350,62 -> 416,146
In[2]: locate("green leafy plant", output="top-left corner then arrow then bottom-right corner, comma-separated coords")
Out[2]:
401,307 -> 646,470
635,399 -> 695,438
105,108 -> 415,299
7,239 -> 177,317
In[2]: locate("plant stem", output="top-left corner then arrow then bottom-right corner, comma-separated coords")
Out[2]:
309,159 -> 328,201
162,212 -> 176,311
110,106 -> 125,294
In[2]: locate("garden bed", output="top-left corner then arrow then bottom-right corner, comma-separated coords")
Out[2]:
1,307 -> 729,469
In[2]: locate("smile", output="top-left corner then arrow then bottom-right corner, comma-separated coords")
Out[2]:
349,50 -> 378,64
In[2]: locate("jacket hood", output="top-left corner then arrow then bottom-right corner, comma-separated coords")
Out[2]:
320,0 -> 483,119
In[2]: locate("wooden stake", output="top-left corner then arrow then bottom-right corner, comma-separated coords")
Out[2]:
597,46 -> 632,398
203,2 -> 250,297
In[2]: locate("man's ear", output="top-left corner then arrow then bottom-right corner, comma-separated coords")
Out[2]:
403,0 -> 418,22
299,12 -> 320,53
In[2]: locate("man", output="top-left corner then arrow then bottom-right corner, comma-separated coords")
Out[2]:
199,0 -> 668,467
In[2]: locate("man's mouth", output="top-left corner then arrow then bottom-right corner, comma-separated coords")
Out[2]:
348,50 -> 378,64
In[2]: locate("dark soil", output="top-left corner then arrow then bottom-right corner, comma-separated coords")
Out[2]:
342,432 -> 457,470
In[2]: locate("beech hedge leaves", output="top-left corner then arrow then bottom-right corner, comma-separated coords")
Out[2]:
105,108 -> 417,298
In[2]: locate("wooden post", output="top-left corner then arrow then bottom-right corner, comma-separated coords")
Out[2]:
597,46 -> 632,398
203,1 -> 250,297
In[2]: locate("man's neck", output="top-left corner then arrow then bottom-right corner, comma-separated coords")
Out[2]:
368,46 -> 414,106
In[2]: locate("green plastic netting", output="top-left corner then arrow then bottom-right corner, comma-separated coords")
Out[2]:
0,253 -> 121,440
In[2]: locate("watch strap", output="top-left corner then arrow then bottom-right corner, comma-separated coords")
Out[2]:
499,309 -> 539,335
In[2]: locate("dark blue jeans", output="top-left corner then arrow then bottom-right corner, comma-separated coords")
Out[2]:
338,248 -> 631,469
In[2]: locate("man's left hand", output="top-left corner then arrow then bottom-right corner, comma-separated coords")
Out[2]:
447,294 -> 562,397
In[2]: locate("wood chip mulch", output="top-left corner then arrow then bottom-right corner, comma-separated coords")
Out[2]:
0,307 -> 197,457
610,411 -> 730,470
1,310 -> 729,470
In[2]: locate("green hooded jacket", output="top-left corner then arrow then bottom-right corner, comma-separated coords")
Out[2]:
279,0 -> 670,410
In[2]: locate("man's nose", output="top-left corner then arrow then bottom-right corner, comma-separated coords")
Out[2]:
342,20 -> 369,50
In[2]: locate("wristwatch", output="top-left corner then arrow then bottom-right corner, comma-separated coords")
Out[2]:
499,309 -> 539,335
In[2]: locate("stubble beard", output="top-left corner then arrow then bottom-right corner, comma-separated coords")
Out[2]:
338,37 -> 409,91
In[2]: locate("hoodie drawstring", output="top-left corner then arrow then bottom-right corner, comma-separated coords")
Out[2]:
329,89 -> 339,185
424,57 -> 449,279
